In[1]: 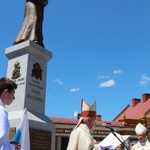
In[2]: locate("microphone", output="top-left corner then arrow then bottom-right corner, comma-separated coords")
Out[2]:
102,123 -> 116,131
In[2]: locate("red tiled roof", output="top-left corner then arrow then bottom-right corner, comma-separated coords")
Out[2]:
50,117 -> 123,127
50,117 -> 78,125
113,98 -> 150,122
112,105 -> 130,121
96,120 -> 122,127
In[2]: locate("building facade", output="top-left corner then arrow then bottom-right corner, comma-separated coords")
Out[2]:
50,93 -> 150,150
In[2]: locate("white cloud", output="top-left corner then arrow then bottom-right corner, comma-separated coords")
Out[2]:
97,75 -> 109,80
99,79 -> 115,87
139,74 -> 150,87
113,69 -> 123,74
70,88 -> 80,92
54,79 -> 63,85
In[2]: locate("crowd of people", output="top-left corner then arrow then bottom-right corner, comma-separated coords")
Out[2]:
0,76 -> 150,150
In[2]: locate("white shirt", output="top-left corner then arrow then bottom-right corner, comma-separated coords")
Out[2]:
0,101 -> 15,150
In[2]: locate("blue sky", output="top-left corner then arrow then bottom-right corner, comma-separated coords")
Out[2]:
1,0 -> 150,121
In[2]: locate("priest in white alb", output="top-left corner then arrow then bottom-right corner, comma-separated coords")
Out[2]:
130,123 -> 150,150
67,99 -> 101,150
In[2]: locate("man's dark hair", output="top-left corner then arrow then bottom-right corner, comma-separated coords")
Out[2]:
0,77 -> 17,95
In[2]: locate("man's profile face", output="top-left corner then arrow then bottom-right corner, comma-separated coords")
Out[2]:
88,117 -> 96,132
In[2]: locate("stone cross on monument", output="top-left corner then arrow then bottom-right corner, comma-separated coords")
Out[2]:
5,40 -> 55,150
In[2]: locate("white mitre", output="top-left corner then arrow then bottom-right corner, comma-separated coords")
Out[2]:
73,99 -> 96,130
135,123 -> 148,134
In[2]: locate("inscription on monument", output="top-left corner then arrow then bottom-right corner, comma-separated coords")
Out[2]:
13,77 -> 25,86
27,79 -> 44,103
30,129 -> 51,150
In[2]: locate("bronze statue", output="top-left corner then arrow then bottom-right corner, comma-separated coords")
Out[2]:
13,0 -> 48,48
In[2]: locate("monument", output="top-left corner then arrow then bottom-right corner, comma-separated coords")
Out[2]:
4,0 -> 55,149
5,40 -> 55,150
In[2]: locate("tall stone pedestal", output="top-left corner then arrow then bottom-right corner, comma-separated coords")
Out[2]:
5,40 -> 55,150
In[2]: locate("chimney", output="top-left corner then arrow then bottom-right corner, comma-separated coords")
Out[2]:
142,93 -> 150,103
132,98 -> 141,107
77,114 -> 80,119
96,115 -> 101,121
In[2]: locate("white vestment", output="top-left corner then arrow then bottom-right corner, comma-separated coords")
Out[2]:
130,141 -> 150,150
67,123 -> 100,150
